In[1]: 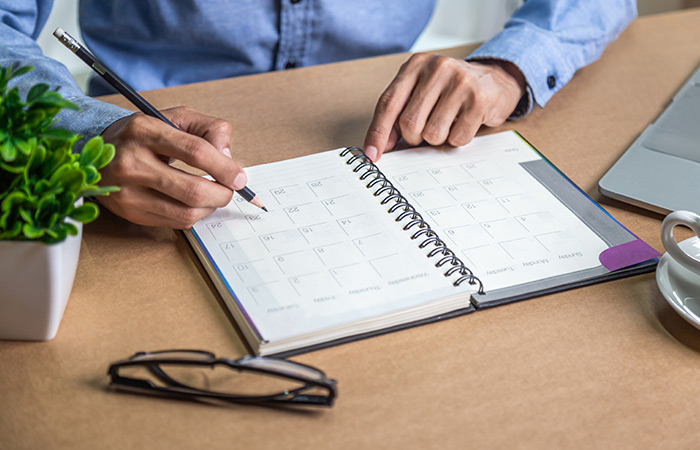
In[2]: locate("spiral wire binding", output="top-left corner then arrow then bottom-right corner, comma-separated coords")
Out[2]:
339,147 -> 484,294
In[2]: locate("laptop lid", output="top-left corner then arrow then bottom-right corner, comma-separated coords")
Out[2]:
598,64 -> 700,215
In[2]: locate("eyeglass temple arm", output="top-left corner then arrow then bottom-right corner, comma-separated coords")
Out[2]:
109,372 -> 160,392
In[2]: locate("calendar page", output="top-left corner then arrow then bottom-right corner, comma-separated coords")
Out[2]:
378,132 -> 608,292
191,150 -> 473,344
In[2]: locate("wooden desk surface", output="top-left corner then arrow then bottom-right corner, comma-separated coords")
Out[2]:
3,9 -> 700,449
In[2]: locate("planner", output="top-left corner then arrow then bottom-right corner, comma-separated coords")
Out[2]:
183,131 -> 659,356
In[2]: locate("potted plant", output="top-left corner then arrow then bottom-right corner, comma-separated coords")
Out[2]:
0,65 -> 118,340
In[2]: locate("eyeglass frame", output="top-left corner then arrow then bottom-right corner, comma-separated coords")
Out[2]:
108,349 -> 337,407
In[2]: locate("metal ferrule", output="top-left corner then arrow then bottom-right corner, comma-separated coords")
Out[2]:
59,33 -> 82,53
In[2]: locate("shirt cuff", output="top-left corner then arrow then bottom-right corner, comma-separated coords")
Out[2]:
55,96 -> 133,150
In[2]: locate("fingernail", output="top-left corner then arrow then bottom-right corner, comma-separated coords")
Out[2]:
222,147 -> 232,158
365,145 -> 378,162
233,171 -> 247,190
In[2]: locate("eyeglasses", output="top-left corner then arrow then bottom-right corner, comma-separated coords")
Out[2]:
108,350 -> 337,407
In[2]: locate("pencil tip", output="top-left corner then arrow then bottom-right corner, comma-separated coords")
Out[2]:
249,196 -> 267,212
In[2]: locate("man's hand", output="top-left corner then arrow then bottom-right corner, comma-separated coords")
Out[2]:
98,106 -> 245,229
363,54 -> 526,161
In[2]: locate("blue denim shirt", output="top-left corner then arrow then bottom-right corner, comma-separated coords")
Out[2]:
0,0 -> 636,140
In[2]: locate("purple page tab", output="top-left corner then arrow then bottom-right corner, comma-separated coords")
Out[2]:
598,239 -> 660,272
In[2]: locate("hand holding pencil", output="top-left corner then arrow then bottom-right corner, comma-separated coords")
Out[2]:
54,28 -> 266,229
98,108 -> 257,228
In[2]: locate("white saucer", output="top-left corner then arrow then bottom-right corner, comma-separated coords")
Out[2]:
656,237 -> 700,330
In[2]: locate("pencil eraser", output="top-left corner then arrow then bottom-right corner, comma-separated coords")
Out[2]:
53,27 -> 65,39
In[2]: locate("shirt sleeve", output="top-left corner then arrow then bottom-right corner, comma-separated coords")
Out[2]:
467,0 -> 637,115
0,0 -> 131,142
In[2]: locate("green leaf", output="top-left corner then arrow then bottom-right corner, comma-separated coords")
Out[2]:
0,161 -> 26,173
42,227 -> 64,244
13,137 -> 32,155
0,222 -> 22,240
80,185 -> 120,197
39,128 -> 78,142
94,142 -> 116,169
0,66 -> 8,88
5,88 -> 21,108
69,202 -> 99,223
38,144 -> 69,178
0,192 -> 26,230
24,109 -> 48,128
9,65 -> 33,80
27,83 -> 50,103
33,179 -> 57,196
33,91 -> 80,110
63,222 -> 78,236
27,142 -> 46,172
18,208 -> 34,226
79,137 -> 103,166
47,212 -> 59,229
1,141 -> 17,162
22,223 -> 44,239
49,165 -> 86,196
36,195 -> 60,222
56,191 -> 77,214
84,165 -> 99,184
1,191 -> 26,213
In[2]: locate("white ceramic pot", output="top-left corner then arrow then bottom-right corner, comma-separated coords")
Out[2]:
0,222 -> 82,340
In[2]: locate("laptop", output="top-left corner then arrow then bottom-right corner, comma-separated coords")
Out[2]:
598,63 -> 700,215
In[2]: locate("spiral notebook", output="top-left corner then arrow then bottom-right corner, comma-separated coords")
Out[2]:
183,131 -> 659,356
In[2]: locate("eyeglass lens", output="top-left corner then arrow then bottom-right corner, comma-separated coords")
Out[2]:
119,363 -> 325,397
238,357 -> 327,381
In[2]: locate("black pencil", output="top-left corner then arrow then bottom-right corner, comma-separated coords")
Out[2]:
53,27 -> 267,212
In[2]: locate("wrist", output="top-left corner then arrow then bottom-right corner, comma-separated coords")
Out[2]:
469,59 -> 529,117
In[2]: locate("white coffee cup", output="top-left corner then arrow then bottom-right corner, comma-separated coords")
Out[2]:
660,210 -> 700,277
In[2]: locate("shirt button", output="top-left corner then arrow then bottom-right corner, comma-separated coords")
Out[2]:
547,75 -> 556,89
285,60 -> 297,69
